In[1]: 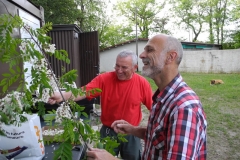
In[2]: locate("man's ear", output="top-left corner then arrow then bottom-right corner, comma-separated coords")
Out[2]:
134,64 -> 138,71
166,52 -> 177,63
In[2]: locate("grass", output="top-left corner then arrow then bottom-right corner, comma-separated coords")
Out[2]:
142,72 -> 240,160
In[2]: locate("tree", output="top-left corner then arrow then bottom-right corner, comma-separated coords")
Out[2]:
209,0 -> 229,44
100,24 -> 135,50
30,0 -> 112,49
30,0 -> 79,24
223,0 -> 240,48
116,0 -> 169,39
170,0 -> 208,42
74,0 -> 112,49
205,0 -> 215,43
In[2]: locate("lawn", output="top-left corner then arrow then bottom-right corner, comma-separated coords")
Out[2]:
142,72 -> 240,160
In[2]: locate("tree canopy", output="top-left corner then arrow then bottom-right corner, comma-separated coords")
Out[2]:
30,0 -> 79,24
30,0 -> 240,49
116,0 -> 170,38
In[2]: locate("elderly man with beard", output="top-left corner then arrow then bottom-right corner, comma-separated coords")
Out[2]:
86,34 -> 207,160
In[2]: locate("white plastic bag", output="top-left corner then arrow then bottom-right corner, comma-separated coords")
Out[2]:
0,114 -> 45,160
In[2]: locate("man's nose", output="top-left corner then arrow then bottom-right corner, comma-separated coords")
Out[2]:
139,51 -> 146,59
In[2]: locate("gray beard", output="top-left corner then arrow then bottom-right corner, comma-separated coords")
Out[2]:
141,66 -> 162,79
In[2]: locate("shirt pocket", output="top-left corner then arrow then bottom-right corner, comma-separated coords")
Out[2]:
151,126 -> 166,150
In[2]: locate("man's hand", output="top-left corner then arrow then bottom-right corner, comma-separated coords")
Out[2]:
86,148 -> 117,160
112,120 -> 146,139
111,120 -> 133,134
48,92 -> 64,105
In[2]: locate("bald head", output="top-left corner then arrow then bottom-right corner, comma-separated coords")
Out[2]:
150,34 -> 183,65
140,34 -> 183,80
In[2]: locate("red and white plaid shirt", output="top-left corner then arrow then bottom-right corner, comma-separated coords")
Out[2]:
142,74 -> 207,160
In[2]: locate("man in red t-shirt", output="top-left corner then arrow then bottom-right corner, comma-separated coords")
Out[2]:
48,50 -> 153,160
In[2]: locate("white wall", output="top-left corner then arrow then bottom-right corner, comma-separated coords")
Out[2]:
100,44 -> 240,73
179,49 -> 240,73
100,41 -> 146,72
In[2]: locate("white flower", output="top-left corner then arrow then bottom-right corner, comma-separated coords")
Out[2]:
0,92 -> 25,124
0,91 -> 25,112
42,128 -> 64,136
55,102 -> 73,123
24,24 -> 31,31
19,41 -> 27,52
44,44 -> 56,53
21,23 -> 31,36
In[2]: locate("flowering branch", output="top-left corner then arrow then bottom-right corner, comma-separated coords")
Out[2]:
0,1 -> 121,159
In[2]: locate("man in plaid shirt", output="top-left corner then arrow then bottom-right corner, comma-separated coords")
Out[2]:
86,34 -> 207,160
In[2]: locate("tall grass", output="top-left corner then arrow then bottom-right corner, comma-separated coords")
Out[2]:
142,72 -> 240,160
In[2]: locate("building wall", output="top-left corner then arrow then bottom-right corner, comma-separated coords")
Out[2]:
179,49 -> 240,73
100,41 -> 146,72
100,43 -> 240,73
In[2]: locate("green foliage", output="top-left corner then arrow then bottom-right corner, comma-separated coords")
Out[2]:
91,133 -> 128,156
0,14 -> 23,65
170,0 -> 207,42
53,140 -> 73,160
30,0 -> 79,24
0,12 -> 118,159
101,136 -> 119,156
100,24 -> 135,50
43,110 -> 56,126
30,0 -> 111,49
223,27 -> 240,49
116,0 -> 169,39
54,50 -> 70,64
0,67 -> 21,93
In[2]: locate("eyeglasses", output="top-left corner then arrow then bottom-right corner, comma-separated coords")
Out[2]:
114,64 -> 130,71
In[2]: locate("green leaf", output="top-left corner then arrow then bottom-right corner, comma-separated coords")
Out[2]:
0,78 -> 7,86
9,68 -> 16,74
97,142 -> 104,149
95,88 -> 102,92
2,85 -> 8,93
2,73 -> 11,77
84,124 -> 93,134
53,141 -> 72,160
16,66 -> 21,72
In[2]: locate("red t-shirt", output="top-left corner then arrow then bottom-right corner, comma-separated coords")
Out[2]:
85,71 -> 153,127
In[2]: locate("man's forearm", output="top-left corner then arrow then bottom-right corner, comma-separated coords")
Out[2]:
63,91 -> 86,102
132,126 -> 147,139
74,94 -> 86,101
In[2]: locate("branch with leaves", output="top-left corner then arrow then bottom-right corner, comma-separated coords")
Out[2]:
0,1 -> 125,159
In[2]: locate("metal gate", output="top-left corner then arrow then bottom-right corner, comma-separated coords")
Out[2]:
79,31 -> 99,86
47,25 -> 99,88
